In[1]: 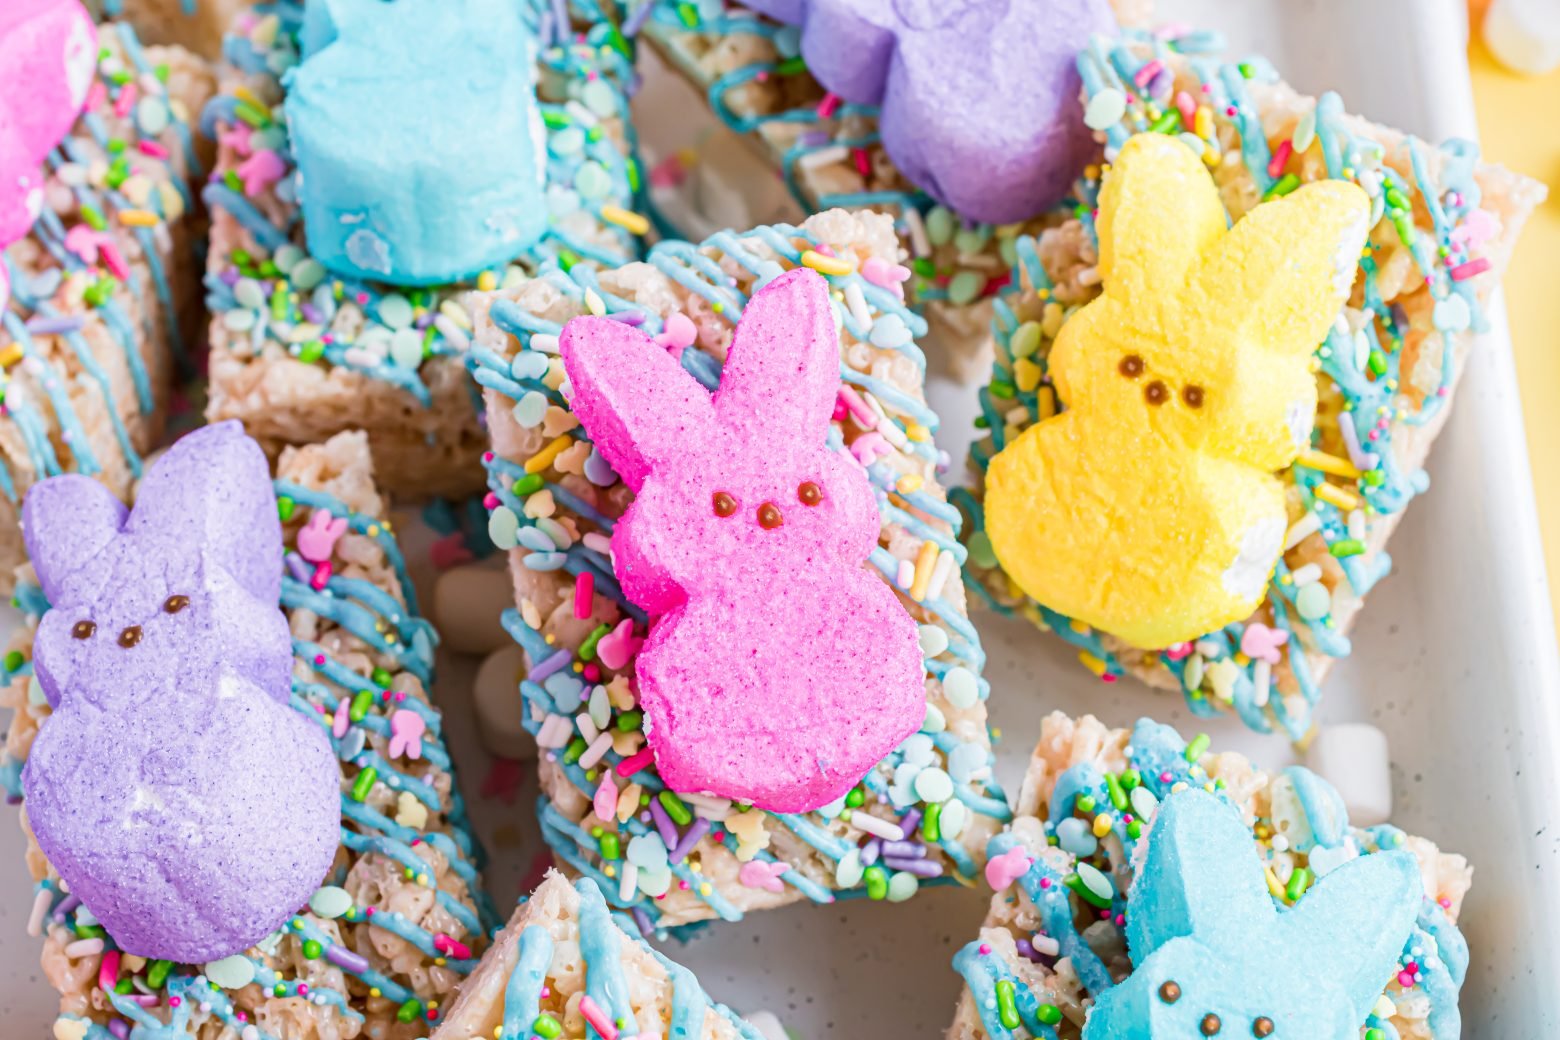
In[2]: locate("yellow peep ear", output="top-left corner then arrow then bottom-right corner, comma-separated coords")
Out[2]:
1192,179 -> 1372,358
1096,134 -> 1228,307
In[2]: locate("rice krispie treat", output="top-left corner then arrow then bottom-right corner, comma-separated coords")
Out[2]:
958,33 -> 1546,742
86,0 -> 244,57
202,0 -> 650,498
607,0 -> 1152,367
0,18 -> 212,590
1,428 -> 500,1040
466,208 -> 1010,935
948,713 -> 1470,1039
436,871 -> 764,1040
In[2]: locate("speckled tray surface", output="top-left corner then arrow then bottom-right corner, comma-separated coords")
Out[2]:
2,0 -> 1558,1035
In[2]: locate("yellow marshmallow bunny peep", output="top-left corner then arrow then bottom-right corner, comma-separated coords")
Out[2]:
985,133 -> 1370,649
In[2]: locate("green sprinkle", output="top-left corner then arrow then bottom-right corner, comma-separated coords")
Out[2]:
1105,773 -> 1128,812
372,667 -> 393,689
922,802 -> 942,843
154,63 -> 170,82
396,999 -> 422,1024
1126,819 -> 1143,840
616,709 -> 643,732
512,473 -> 544,496
1149,109 -> 1181,134
1330,538 -> 1366,558
298,340 -> 326,364
1184,733 -> 1210,762
1076,794 -> 1096,813
542,110 -> 570,130
349,688 -> 376,722
989,380 -> 1016,400
74,924 -> 106,940
1238,61 -> 1255,78
995,979 -> 1020,1030
114,978 -> 133,995
302,939 -> 322,960
564,736 -> 587,764
1363,469 -> 1385,487
599,832 -> 621,860
579,623 -> 611,662
146,959 -> 172,988
1065,871 -> 1112,910
776,56 -> 808,76
973,416 -> 990,429
3,650 -> 22,673
223,169 -> 244,193
911,257 -> 937,279
1039,1004 -> 1063,1026
1367,350 -> 1388,377
533,1013 -> 563,1039
676,1 -> 699,28
277,496 -> 295,522
234,100 -> 270,127
659,790 -> 692,826
1120,768 -> 1141,790
864,864 -> 888,901
559,249 -> 581,272
845,785 -> 865,809
1263,172 -> 1301,200
1366,1030 -> 1386,1040
1285,866 -> 1313,902
350,767 -> 377,802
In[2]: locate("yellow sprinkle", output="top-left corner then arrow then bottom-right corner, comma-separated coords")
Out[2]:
1079,651 -> 1108,677
1265,867 -> 1287,901
584,288 -> 606,317
476,270 -> 498,292
1296,448 -> 1361,480
525,435 -> 573,474
800,249 -> 852,277
699,883 -> 712,897
117,209 -> 159,227
0,345 -> 24,368
1092,813 -> 1113,838
1014,358 -> 1042,393
1194,105 -> 1214,140
600,204 -> 650,236
366,524 -> 380,536
370,988 -> 382,998
895,474 -> 924,495
905,422 -> 931,443
1313,483 -> 1360,512
909,540 -> 939,601
1068,619 -> 1091,635
234,85 -> 266,109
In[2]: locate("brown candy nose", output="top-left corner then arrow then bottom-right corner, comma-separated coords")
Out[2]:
757,502 -> 783,529
118,626 -> 142,648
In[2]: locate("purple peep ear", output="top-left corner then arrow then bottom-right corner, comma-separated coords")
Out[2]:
561,316 -> 716,493
22,475 -> 127,602
125,421 -> 282,603
714,267 -> 839,447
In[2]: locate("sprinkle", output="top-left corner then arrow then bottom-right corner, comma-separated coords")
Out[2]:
1329,538 -> 1366,558
116,209 -> 160,227
1266,139 -> 1293,179
995,979 -> 1021,1030
350,767 -> 377,802
1283,511 -> 1322,550
578,732 -> 614,770
1313,483 -> 1360,512
599,204 -> 649,236
849,812 -> 906,842
1296,448 -> 1361,480
908,540 -> 939,601
574,572 -> 594,618
658,790 -> 693,826
99,951 -> 120,992
1449,258 -> 1489,281
801,249 -> 852,277
1183,733 -> 1210,762
26,890 -> 49,937
1263,172 -> 1301,199
925,548 -> 958,602
838,385 -> 876,428
524,435 -> 573,474
64,938 -> 105,959
617,747 -> 655,777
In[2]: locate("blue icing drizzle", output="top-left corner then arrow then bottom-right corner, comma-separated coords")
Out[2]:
952,719 -> 1469,1040
286,0 -> 548,285
966,29 -> 1506,741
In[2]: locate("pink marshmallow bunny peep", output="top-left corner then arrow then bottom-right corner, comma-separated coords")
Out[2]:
561,267 -> 924,813
0,0 -> 98,308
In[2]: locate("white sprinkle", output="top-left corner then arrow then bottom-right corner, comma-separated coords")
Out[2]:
1291,563 -> 1323,586
681,791 -> 733,814
583,532 -> 612,555
1252,659 -> 1272,708
433,314 -> 470,350
1348,508 -> 1367,542
902,207 -> 930,258
1029,933 -> 1060,957
895,559 -> 916,590
64,938 -> 105,959
1283,511 -> 1322,551
579,732 -> 615,770
530,333 -> 561,355
536,713 -> 573,749
618,861 -> 639,903
925,549 -> 958,602
564,100 -> 599,127
584,289 -> 606,317
26,890 -> 49,937
850,812 -> 906,842
576,711 -> 600,745
341,347 -> 382,369
844,282 -> 872,330
1077,862 -> 1114,901
797,144 -> 849,171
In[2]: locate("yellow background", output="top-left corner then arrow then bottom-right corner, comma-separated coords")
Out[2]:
1467,13 -> 1560,637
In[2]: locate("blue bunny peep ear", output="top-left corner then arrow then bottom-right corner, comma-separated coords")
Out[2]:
1284,847 -> 1422,1022
1126,789 -> 1277,962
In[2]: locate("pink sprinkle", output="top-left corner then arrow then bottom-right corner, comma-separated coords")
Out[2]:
575,571 -> 595,618
832,396 -> 849,422
87,81 -> 107,111
978,943 -> 992,955
310,561 -> 333,591
1398,970 -> 1415,988
849,431 -> 890,466
595,619 -> 643,671
137,139 -> 171,159
616,747 -> 655,777
98,242 -> 130,281
298,984 -> 309,997
1175,90 -> 1196,127
99,951 -> 120,992
593,773 -> 617,822
1267,139 -> 1293,179
434,933 -> 472,959
653,312 -> 696,355
1133,59 -> 1164,89
217,122 -> 253,158
114,83 -> 137,120
838,385 -> 877,428
816,92 -> 842,120
1165,642 -> 1193,661
482,492 -> 500,510
388,709 -> 426,760
332,698 -> 350,739
853,147 -> 871,178
580,995 -> 618,1040
237,150 -> 287,197
1038,877 -> 1052,890
984,846 -> 1033,891
1449,258 -> 1489,281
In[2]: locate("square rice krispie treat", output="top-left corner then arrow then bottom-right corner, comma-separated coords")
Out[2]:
466,208 -> 1010,935
202,0 -> 651,498
436,871 -> 765,1040
1,430 -> 500,1040
0,22 -> 212,590
947,713 -> 1471,1040
959,31 -> 1546,741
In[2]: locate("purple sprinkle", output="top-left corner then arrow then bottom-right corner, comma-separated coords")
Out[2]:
1149,69 -> 1175,100
881,855 -> 943,878
300,303 -> 323,324
798,130 -> 831,149
623,0 -> 655,36
897,808 -> 922,836
631,906 -> 654,936
108,1020 -> 130,1040
860,838 -> 881,867
528,648 -> 573,683
881,840 -> 925,859
51,893 -> 81,923
537,11 -> 553,46
607,310 -> 645,326
669,816 -> 709,863
219,268 -> 240,287
284,551 -> 313,585
551,0 -> 569,43
648,799 -> 679,849
127,994 -> 160,1008
326,943 -> 370,973
25,316 -> 83,335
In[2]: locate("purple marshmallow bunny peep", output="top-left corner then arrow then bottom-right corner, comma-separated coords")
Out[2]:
21,421 -> 338,963
743,0 -> 1116,223
562,268 -> 925,813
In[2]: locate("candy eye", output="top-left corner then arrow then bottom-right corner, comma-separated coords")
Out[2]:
712,491 -> 737,518
164,595 -> 189,614
1252,1018 -> 1275,1037
757,502 -> 784,529
1145,380 -> 1169,406
1119,354 -> 1145,378
71,620 -> 95,640
798,481 -> 822,506
1200,1013 -> 1222,1036
1157,981 -> 1180,1004
118,626 -> 142,649
1183,384 -> 1205,409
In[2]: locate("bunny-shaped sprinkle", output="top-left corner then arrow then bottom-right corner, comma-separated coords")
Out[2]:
561,267 -> 924,813
741,0 -> 1114,223
284,0 -> 547,285
985,133 -> 1371,648
1082,788 -> 1421,1039
0,0 -> 96,309
21,421 -> 339,962
298,508 -> 348,563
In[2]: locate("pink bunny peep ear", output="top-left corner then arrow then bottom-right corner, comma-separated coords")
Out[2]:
713,267 -> 839,447
125,421 -> 283,603
22,476 -> 128,602
561,315 -> 716,492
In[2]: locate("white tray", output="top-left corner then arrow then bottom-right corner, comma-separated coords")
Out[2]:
3,0 -> 1557,1034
